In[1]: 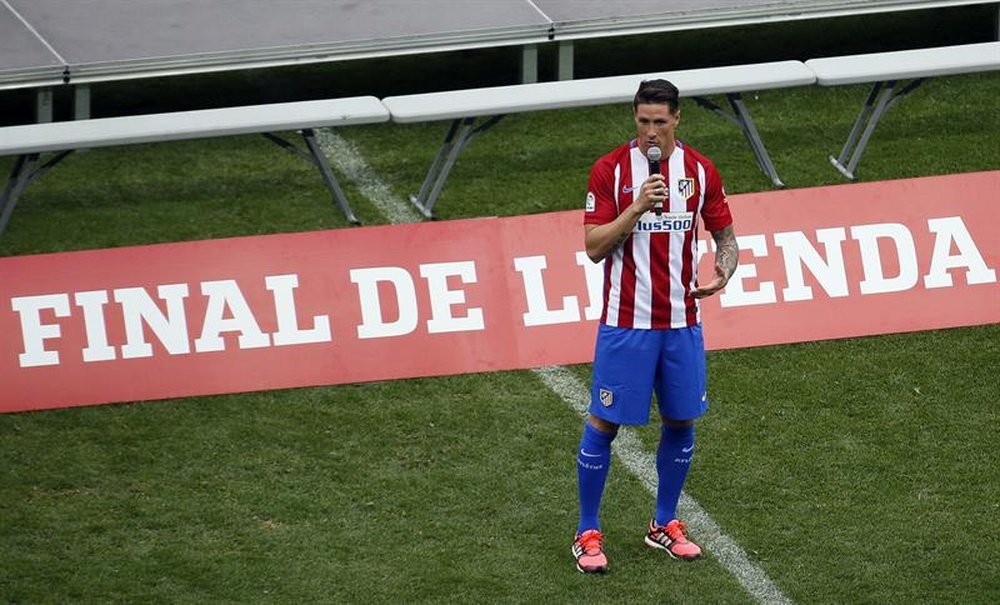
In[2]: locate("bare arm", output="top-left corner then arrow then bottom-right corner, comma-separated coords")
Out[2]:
585,174 -> 666,262
691,224 -> 738,299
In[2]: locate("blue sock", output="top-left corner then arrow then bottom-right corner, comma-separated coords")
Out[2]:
577,422 -> 615,533
655,424 -> 695,526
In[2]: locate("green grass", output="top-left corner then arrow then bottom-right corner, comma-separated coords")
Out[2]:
695,329 -> 1000,604
1,373 -> 754,603
2,7 -> 1000,604
2,331 -> 997,602
0,134 -> 381,255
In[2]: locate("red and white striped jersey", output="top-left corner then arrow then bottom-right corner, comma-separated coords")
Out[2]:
583,139 -> 732,329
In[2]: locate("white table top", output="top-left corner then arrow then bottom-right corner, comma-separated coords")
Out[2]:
806,41 -> 1000,85
0,96 -> 389,155
384,61 -> 816,122
3,0 -> 991,89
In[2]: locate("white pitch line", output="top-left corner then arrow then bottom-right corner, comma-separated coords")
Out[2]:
533,366 -> 793,605
315,128 -> 424,225
316,133 -> 792,604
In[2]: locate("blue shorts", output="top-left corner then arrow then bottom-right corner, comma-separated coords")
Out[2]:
589,323 -> 707,426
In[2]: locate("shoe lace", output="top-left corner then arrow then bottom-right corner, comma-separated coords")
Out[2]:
579,530 -> 603,553
666,520 -> 689,542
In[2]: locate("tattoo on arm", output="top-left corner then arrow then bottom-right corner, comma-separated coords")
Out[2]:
712,225 -> 739,280
600,217 -> 636,259
613,230 -> 630,248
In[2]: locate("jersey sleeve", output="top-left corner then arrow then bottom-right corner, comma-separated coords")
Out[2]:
583,155 -> 619,226
700,160 -> 733,232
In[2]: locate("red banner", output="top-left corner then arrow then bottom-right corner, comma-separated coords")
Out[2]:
1,171 -> 997,413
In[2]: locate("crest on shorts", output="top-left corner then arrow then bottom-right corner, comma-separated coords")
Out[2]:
599,388 -> 614,407
678,178 -> 695,200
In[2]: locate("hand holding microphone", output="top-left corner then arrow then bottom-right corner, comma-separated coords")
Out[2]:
647,145 -> 665,216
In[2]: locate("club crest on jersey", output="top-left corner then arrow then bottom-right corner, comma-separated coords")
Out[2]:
599,388 -> 614,407
678,178 -> 695,200
585,191 -> 596,212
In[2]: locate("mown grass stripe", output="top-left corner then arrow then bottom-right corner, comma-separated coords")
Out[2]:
533,365 -> 794,605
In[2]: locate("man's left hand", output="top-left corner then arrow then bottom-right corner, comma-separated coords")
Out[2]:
691,266 -> 728,299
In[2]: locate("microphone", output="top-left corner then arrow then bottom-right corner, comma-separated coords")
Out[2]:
647,145 -> 663,216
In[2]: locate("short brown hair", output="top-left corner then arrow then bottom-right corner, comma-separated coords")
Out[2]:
633,79 -> 679,112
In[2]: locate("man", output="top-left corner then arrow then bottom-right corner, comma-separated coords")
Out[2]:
572,79 -> 739,574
